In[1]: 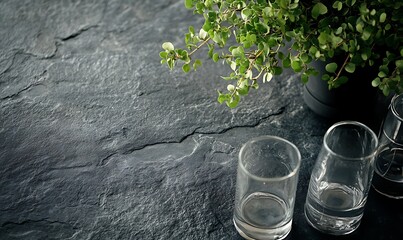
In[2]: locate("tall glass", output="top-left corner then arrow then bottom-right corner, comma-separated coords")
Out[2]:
372,93 -> 403,199
304,121 -> 378,235
233,136 -> 301,240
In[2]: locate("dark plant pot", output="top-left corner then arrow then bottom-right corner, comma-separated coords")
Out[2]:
303,60 -> 391,129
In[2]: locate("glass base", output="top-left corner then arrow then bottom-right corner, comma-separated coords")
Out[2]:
372,145 -> 403,199
233,217 -> 291,240
304,197 -> 363,235
372,171 -> 403,199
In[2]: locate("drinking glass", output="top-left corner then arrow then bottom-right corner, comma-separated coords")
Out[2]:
233,136 -> 301,240
304,121 -> 378,235
372,93 -> 403,199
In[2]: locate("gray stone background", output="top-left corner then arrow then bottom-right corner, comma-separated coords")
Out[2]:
1,0 -> 402,239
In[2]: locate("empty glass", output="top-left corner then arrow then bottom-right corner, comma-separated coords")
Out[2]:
304,121 -> 378,235
233,136 -> 301,240
372,93 -> 403,199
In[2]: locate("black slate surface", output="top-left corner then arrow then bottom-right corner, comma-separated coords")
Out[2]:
0,0 -> 402,239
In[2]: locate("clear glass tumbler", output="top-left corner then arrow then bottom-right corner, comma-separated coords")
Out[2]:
233,136 -> 301,240
304,121 -> 378,235
372,93 -> 403,199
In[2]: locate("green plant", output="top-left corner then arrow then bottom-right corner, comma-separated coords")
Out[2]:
160,0 -> 403,108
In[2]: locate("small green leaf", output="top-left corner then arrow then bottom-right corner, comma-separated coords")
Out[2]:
184,0 -> 193,9
193,59 -> 202,70
306,68 -> 319,76
159,51 -> 168,58
230,61 -> 237,71
356,22 -> 364,33
207,11 -> 217,22
332,1 -> 342,11
345,63 -> 356,73
396,60 -> 403,70
227,84 -> 235,92
188,26 -> 195,35
322,74 -> 330,81
372,77 -> 381,87
289,3 -> 298,9
241,8 -> 252,20
213,53 -> 219,62
325,62 -> 338,73
199,29 -> 208,39
370,9 -> 376,16
237,82 -> 249,95
301,73 -> 309,83
217,92 -> 230,104
226,95 -> 240,108
300,53 -> 310,63
204,0 -> 212,8
283,57 -> 291,68
361,53 -> 368,61
272,67 -> 283,75
315,50 -> 321,58
362,29 -> 371,41
202,19 -> 212,31
291,60 -> 302,72
255,22 -> 270,34
318,32 -> 329,45
380,12 -> 387,23
347,0 -> 356,7
332,76 -> 348,88
312,3 -> 328,19
231,47 -> 242,57
378,71 -> 387,78
182,63 -> 190,73
167,59 -> 175,70
383,86 -> 390,96
162,42 -> 174,51
267,38 -> 277,48
335,26 -> 343,35
379,65 -> 389,74
263,72 -> 273,83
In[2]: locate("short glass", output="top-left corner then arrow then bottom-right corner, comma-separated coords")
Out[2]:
233,136 -> 301,240
372,93 -> 403,199
304,121 -> 378,235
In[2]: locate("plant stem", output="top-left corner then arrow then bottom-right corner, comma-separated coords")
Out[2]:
248,50 -> 264,71
188,37 -> 211,56
332,54 -> 350,82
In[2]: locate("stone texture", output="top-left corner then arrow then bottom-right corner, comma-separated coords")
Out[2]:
0,0 -> 402,240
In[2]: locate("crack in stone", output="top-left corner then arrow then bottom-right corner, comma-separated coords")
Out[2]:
0,50 -> 35,76
59,25 -> 99,42
97,152 -> 118,167
49,163 -> 93,171
1,219 -> 70,228
97,106 -> 286,167
1,70 -> 48,101
137,88 -> 164,97
8,48 -> 56,61
137,106 -> 285,152
0,82 -> 45,101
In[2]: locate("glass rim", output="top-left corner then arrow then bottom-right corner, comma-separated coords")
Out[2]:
238,135 -> 301,182
391,93 -> 403,122
323,121 -> 379,161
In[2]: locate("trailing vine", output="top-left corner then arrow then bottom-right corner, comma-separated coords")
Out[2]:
161,0 -> 403,108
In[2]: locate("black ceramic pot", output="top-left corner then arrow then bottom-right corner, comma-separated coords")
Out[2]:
303,60 -> 390,128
